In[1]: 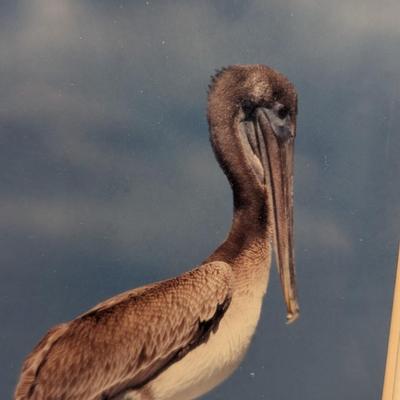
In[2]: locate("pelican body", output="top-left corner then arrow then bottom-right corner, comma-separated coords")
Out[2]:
15,64 -> 299,400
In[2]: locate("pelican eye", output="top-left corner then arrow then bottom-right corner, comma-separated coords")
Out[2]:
263,102 -> 292,141
277,105 -> 289,119
272,102 -> 289,120
242,100 -> 257,119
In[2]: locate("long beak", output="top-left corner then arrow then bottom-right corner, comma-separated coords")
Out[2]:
256,108 -> 299,323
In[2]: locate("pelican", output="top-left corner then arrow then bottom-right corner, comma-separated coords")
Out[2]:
15,64 -> 299,400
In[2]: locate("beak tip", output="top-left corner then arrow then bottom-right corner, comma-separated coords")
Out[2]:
286,309 -> 300,325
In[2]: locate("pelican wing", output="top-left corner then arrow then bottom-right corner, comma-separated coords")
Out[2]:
15,262 -> 233,400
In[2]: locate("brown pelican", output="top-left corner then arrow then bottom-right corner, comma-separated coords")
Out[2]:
15,64 -> 299,400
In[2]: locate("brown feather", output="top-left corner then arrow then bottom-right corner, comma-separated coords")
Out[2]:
14,262 -> 232,400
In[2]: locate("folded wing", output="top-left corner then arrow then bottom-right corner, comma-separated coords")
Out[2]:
14,262 -> 233,400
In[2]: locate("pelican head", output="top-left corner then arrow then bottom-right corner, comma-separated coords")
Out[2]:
208,64 -> 299,322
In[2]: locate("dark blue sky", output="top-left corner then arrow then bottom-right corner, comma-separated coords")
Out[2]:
1,1 -> 399,398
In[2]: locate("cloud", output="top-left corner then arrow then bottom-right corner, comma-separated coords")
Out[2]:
1,1 -> 399,399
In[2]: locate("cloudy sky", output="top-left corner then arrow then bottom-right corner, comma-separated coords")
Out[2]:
1,1 -> 399,398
